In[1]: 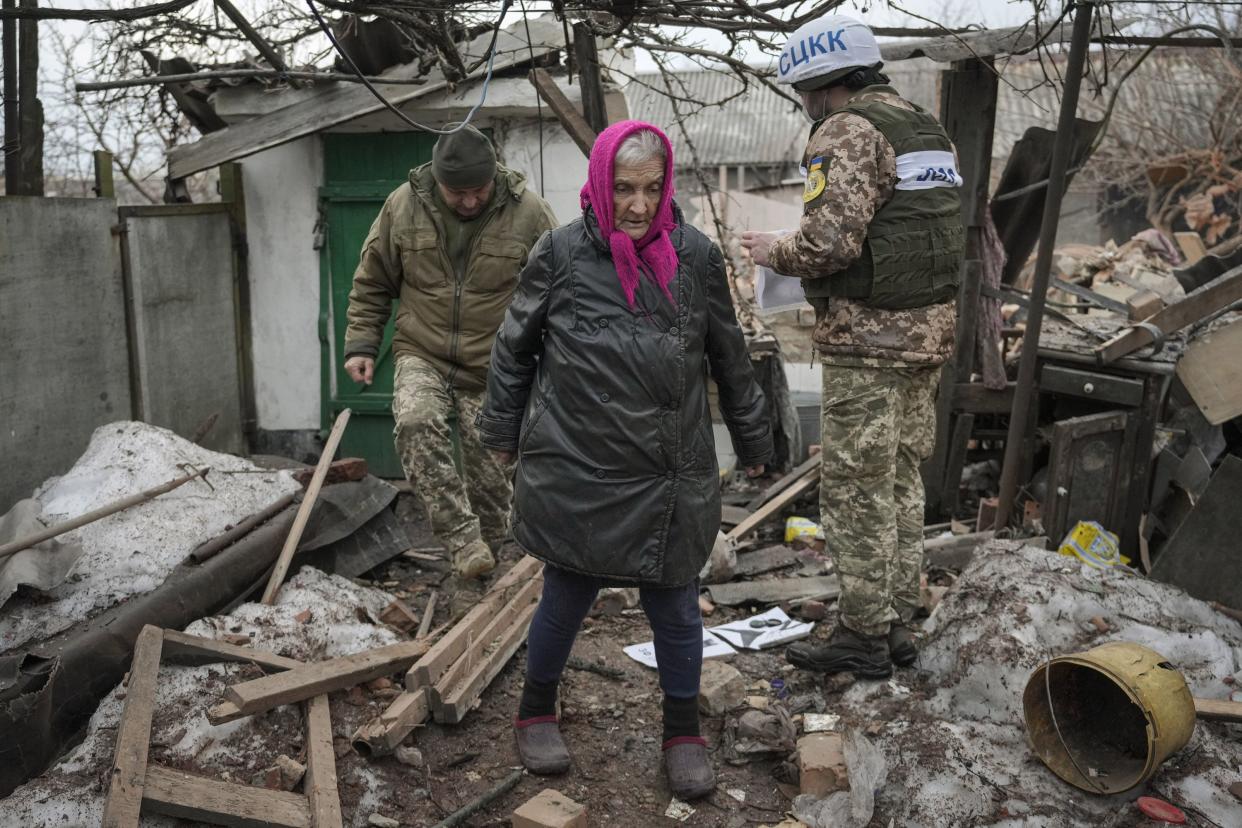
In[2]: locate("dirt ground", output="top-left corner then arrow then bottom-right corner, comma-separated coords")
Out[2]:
324,489 -> 830,827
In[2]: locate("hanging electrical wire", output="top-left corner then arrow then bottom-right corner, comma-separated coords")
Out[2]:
304,0 -> 513,135
519,0 -> 546,197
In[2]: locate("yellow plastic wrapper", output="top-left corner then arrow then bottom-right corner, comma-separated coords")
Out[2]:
1058,520 -> 1130,568
784,516 -> 824,543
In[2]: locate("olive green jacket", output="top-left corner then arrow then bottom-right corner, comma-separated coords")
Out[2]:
344,163 -> 558,390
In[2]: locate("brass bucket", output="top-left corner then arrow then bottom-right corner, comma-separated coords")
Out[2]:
1023,642 -> 1196,794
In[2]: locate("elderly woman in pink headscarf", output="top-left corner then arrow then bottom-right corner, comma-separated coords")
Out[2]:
477,121 -> 771,797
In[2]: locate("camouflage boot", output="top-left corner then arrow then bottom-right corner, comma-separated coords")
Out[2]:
785,624 -> 893,679
451,538 -> 496,579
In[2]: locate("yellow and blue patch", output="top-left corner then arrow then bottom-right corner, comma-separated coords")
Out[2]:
803,156 -> 827,203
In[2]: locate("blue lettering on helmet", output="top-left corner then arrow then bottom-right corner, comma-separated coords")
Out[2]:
791,39 -> 810,66
779,50 -> 792,76
808,32 -> 829,57
826,28 -> 847,51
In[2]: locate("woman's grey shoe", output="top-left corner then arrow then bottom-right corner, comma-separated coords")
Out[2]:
663,737 -> 716,800
514,716 -> 571,775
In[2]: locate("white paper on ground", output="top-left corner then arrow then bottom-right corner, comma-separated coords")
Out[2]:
709,607 -> 814,650
623,627 -> 736,669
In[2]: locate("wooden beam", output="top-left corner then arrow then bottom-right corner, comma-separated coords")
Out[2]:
430,575 -> 543,717
161,629 -> 302,671
262,408 -> 350,604
211,0 -> 290,76
1095,265 -> 1242,364
745,454 -> 820,511
726,467 -> 818,541
168,18 -> 563,179
528,67 -> 597,157
706,575 -> 840,607
142,764 -> 311,827
102,625 -> 164,828
407,555 -> 543,690
351,687 -> 431,757
571,22 -> 608,133
223,637 -> 430,718
1194,697 -> 1242,723
435,598 -> 540,724
16,0 -> 42,196
303,695 -> 343,828
93,149 -> 114,198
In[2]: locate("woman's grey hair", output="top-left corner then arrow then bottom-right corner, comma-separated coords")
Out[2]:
614,129 -> 666,167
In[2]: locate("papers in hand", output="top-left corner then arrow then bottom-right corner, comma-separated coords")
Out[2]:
753,229 -> 805,315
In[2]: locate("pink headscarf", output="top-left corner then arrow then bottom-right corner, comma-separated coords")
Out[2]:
580,120 -> 679,307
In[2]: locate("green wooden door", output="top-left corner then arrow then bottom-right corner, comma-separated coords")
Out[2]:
320,132 -> 437,477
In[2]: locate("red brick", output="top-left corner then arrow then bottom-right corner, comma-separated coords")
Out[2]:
798,733 -> 849,797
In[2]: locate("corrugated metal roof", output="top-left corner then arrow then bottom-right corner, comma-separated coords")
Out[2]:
624,71 -> 806,167
623,63 -> 940,168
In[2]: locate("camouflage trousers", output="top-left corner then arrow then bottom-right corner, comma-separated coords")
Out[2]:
392,354 -> 514,554
819,362 -> 939,637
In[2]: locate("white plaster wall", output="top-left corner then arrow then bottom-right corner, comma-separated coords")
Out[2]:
241,137 -> 324,430
494,119 -> 589,224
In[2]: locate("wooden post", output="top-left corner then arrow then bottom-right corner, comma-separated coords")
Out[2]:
16,0 -> 40,195
101,626 -> 164,828
923,55 -> 998,519
219,160 -> 258,444
571,22 -> 608,133
261,408 -> 350,604
528,67 -> 597,157
2,0 -> 18,194
93,149 -> 114,197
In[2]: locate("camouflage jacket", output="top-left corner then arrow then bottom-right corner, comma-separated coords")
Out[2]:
768,87 -> 957,367
344,164 -> 558,390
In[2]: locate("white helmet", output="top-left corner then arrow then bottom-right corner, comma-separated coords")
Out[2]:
777,14 -> 882,90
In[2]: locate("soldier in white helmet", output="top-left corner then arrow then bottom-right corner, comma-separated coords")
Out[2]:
742,15 -> 964,678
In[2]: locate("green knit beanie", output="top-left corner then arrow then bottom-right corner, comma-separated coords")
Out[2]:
431,125 -> 497,188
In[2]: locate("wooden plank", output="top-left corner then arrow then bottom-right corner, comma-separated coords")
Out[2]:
351,687 -> 431,757
290,457 -> 368,488
720,504 -> 751,527
303,695 -> 343,828
528,67 -> 597,157
1039,365 -> 1145,407
262,408 -> 351,604
435,598 -> 540,724
416,590 -> 438,640
430,575 -> 543,710
745,454 -> 820,511
224,638 -> 431,718
168,18 -> 563,178
161,629 -> 302,672
953,382 -> 1016,414
207,699 -> 246,726
1095,265 -> 1242,363
407,555 -> 543,690
941,412 -> 975,516
1175,231 -> 1207,265
726,467 -> 818,542
707,576 -> 840,607
923,530 -> 996,569
1176,318 -> 1242,425
734,545 -> 800,577
1194,697 -> 1242,723
101,625 -> 164,828
142,764 -> 311,828
571,21 -> 609,133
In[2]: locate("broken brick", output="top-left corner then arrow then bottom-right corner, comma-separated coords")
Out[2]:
293,609 -> 312,624
698,660 -> 745,717
797,733 -> 849,797
379,599 -> 420,633
798,600 -> 829,621
512,789 -> 587,828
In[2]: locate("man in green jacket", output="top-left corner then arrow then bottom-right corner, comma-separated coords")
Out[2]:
344,125 -> 558,578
